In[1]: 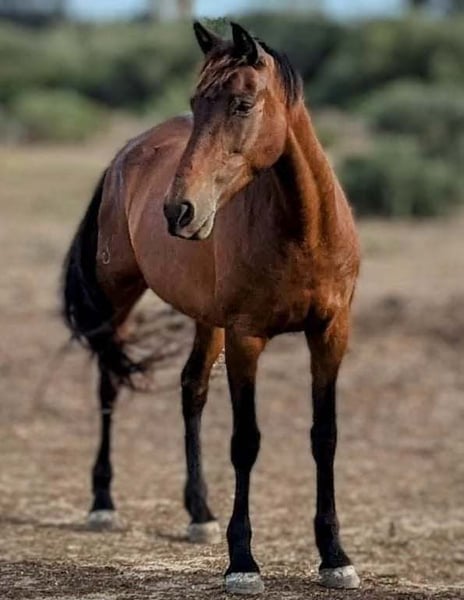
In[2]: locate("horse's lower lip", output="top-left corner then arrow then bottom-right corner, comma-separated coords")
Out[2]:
176,213 -> 215,240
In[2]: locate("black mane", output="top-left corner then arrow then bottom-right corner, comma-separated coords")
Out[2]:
258,40 -> 303,106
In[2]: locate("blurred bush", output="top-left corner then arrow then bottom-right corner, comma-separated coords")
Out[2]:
0,21 -> 198,109
0,105 -> 21,141
358,81 -> 464,162
311,17 -> 464,106
0,14 -> 463,215
74,23 -> 197,109
3,16 -> 464,113
144,77 -> 190,120
339,137 -> 463,217
10,89 -> 105,142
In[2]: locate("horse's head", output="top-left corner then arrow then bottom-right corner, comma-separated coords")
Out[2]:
163,21 -> 302,240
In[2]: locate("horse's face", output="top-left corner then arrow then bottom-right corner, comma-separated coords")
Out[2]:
164,22 -> 288,240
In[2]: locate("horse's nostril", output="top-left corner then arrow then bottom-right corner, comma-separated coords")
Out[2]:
178,201 -> 194,228
163,201 -> 195,232
163,203 -> 176,222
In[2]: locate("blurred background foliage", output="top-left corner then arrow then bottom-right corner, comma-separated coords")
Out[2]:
0,0 -> 463,217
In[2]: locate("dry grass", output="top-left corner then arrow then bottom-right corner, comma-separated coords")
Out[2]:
0,137 -> 463,599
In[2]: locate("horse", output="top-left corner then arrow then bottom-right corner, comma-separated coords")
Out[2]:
62,21 -> 361,595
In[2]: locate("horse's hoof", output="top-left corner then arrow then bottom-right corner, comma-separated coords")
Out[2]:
225,573 -> 264,595
87,509 -> 119,530
187,520 -> 221,544
319,565 -> 360,589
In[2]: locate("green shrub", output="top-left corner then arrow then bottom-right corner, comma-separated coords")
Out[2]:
11,89 -> 105,142
0,21 -> 199,110
312,17 -> 464,106
73,22 -> 196,109
1,16 -> 464,112
144,78 -> 191,121
0,24 -> 43,102
339,137 -> 463,217
0,104 -> 22,142
359,81 -> 464,161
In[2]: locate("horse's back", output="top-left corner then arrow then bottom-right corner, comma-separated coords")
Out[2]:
110,114 -> 193,194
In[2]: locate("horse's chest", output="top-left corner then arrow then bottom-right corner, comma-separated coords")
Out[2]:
267,289 -> 313,334
218,255 -> 315,335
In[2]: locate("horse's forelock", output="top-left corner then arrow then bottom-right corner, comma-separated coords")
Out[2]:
196,40 -> 302,107
196,50 -> 240,96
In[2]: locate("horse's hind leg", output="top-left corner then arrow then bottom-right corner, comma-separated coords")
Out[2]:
305,308 -> 360,589
182,323 -> 224,544
87,366 -> 120,529
87,285 -> 145,530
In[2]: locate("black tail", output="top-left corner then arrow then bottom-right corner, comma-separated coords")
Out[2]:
62,170 -> 144,386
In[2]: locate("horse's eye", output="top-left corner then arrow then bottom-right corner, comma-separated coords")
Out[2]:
231,98 -> 254,117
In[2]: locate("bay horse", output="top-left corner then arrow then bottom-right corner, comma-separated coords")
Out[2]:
63,22 -> 361,595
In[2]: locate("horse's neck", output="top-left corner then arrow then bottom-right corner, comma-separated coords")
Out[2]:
274,102 -> 338,248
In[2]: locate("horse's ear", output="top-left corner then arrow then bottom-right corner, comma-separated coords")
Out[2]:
230,22 -> 259,65
193,21 -> 221,55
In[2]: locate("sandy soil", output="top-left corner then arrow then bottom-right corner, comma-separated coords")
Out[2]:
0,142 -> 463,599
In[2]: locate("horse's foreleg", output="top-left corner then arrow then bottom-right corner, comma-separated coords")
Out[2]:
224,331 -> 266,595
305,309 -> 360,589
182,323 -> 224,544
87,366 -> 120,529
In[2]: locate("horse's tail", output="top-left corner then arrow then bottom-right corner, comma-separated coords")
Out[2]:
62,170 -> 144,386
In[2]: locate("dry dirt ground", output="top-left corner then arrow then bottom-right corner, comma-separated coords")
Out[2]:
1,139 -> 464,599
